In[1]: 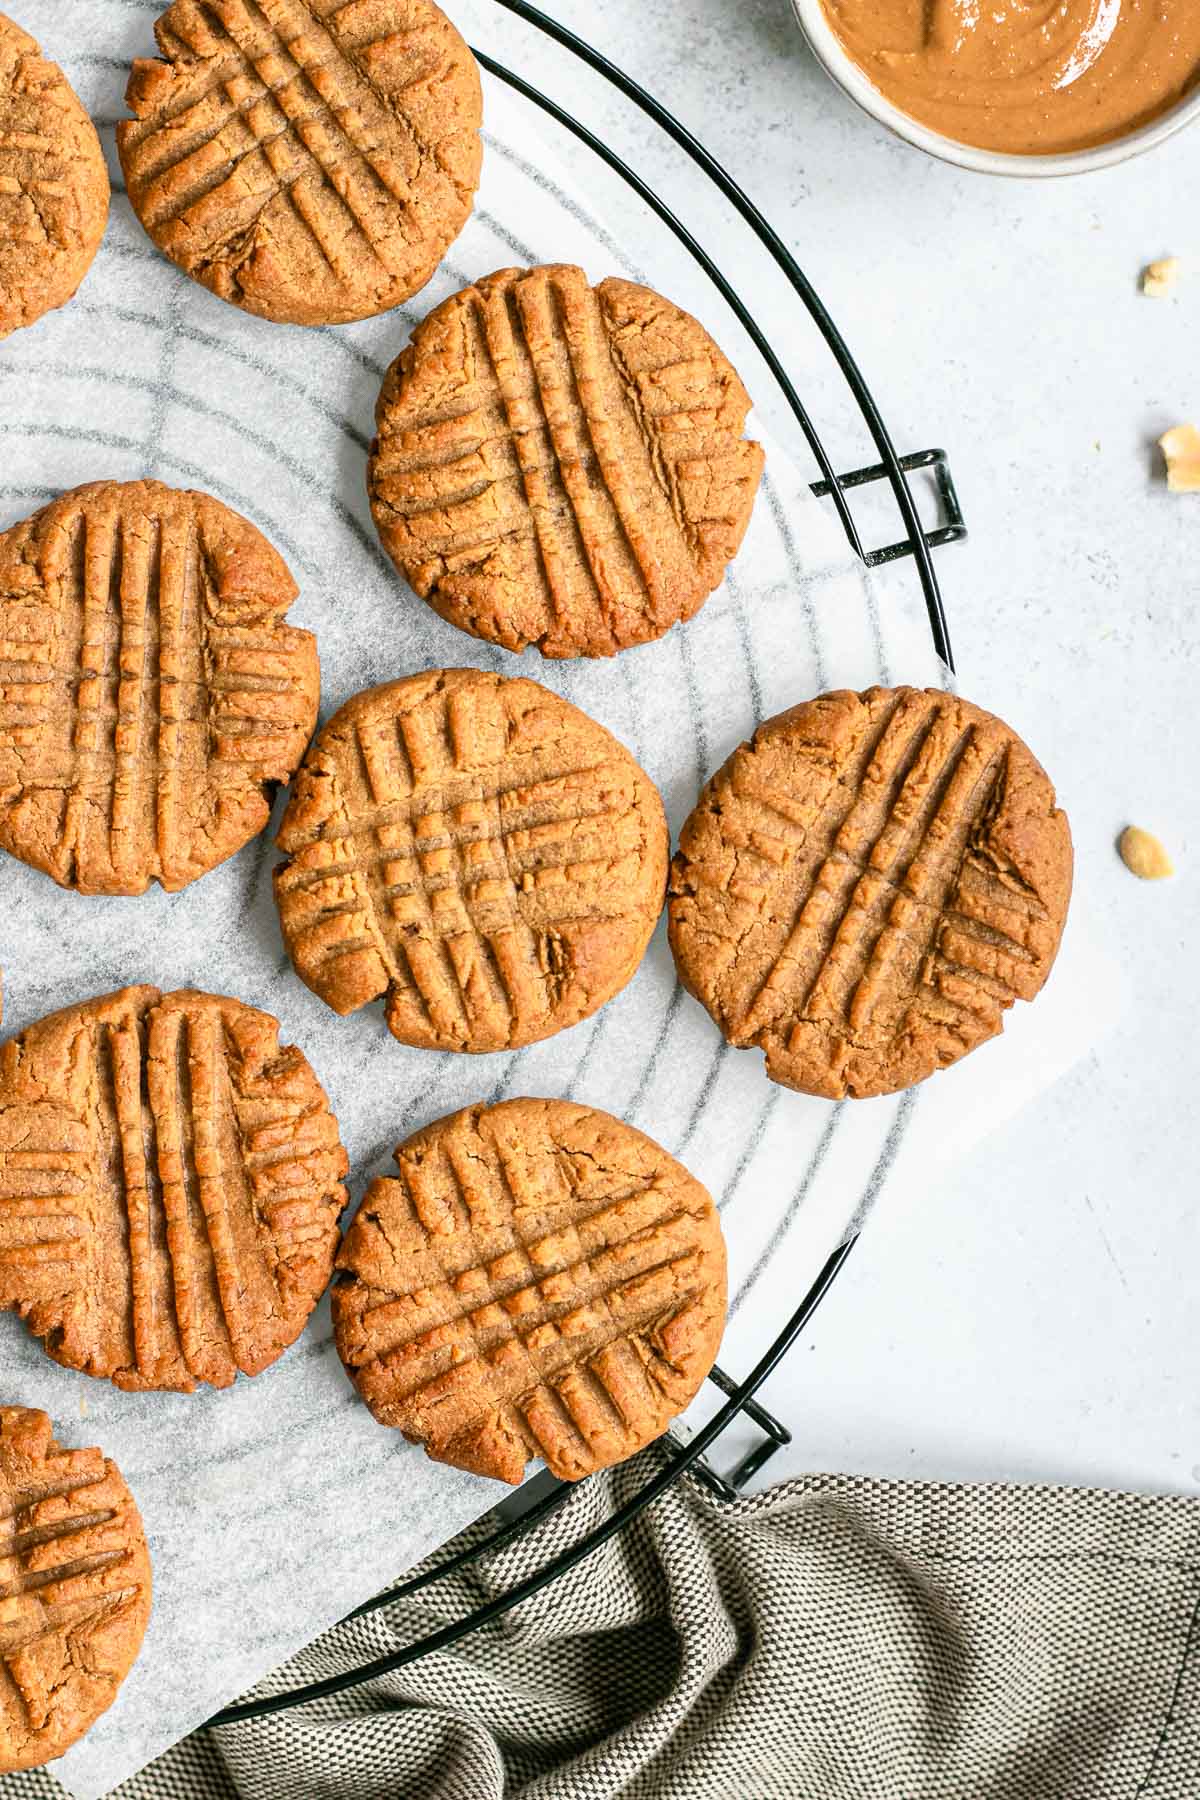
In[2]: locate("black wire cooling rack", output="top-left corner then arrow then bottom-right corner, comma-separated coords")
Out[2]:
209,0 -> 966,1726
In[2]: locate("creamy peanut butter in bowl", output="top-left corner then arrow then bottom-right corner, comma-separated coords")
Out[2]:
792,0 -> 1200,175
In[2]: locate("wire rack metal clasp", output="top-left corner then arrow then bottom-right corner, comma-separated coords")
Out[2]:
811,448 -> 967,569
682,1364 -> 792,1503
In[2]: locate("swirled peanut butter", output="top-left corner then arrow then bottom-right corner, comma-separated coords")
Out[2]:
818,1 -> 1200,155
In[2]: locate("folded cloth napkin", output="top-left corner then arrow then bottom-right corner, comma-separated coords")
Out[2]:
10,1453 -> 1200,1800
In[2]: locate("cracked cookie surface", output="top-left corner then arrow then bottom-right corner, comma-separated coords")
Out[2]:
334,1097 -> 727,1483
0,1406 -> 151,1773
0,985 -> 349,1391
117,0 -> 482,326
0,480 -> 319,896
0,12 -> 109,338
669,686 -> 1073,1099
274,668 -> 669,1051
368,264 -> 765,657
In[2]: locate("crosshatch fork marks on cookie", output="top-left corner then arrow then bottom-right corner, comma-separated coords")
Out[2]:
0,480 -> 319,895
275,669 -> 670,1052
116,0 -> 483,325
333,1099 -> 728,1485
368,264 -> 766,658
669,686 -> 1074,1100
0,1408 -> 151,1774
0,986 -> 349,1392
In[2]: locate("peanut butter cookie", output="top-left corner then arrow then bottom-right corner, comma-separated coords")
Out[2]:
0,12 -> 109,338
117,0 -> 482,326
0,986 -> 349,1391
368,264 -> 765,657
0,480 -> 319,895
275,669 -> 669,1051
669,686 -> 1073,1099
334,1097 -> 727,1483
0,1407 -> 151,1773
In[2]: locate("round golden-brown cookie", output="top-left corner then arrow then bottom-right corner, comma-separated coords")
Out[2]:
0,12 -> 109,338
0,480 -> 319,896
0,986 -> 349,1391
669,685 -> 1073,1100
116,0 -> 482,326
274,669 -> 669,1051
367,264 -> 765,658
334,1097 -> 727,1483
0,1406 -> 151,1774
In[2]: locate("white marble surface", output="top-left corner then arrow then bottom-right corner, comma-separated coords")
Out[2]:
479,0 -> 1200,1497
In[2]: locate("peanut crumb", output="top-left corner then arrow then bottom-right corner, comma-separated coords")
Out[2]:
1159,425 -> 1200,493
1142,257 -> 1180,298
1119,826 -> 1174,881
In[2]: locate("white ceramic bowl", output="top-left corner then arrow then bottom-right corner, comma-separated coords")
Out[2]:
791,0 -> 1200,177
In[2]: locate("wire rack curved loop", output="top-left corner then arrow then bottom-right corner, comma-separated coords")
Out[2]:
209,0 -> 964,1726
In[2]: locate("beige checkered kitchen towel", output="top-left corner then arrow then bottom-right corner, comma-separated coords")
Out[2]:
8,1450 -> 1200,1799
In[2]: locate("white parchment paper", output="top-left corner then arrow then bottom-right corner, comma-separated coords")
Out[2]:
0,10 -> 1115,1794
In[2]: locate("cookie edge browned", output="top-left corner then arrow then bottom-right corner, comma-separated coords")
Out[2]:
0,985 -> 349,1392
0,13 -> 110,339
273,669 -> 670,1052
668,684 -> 1075,1100
0,479 -> 319,896
0,1405 -> 152,1774
114,0 -> 482,326
331,1095 -> 728,1483
366,263 -> 765,658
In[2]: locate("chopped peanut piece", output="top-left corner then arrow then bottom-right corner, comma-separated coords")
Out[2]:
1119,826 -> 1174,881
1142,257 -> 1180,298
1159,425 -> 1200,493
